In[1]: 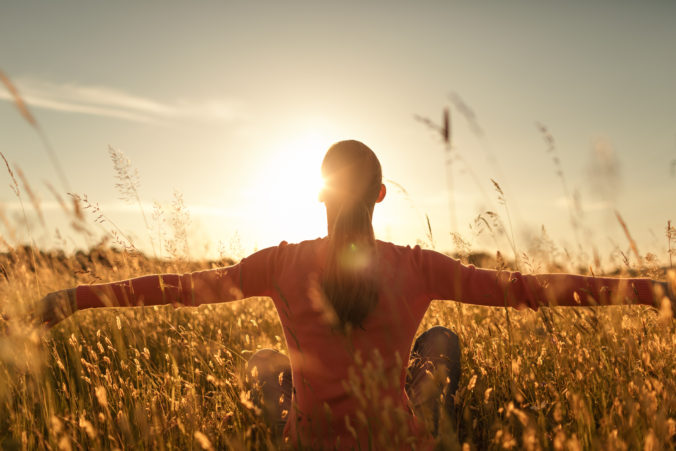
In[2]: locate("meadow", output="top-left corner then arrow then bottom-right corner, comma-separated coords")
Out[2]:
0,212 -> 674,450
0,74 -> 674,450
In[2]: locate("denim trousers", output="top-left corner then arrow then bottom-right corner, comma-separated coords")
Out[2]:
244,326 -> 461,436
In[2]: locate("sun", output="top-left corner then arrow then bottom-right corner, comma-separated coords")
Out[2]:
247,131 -> 333,242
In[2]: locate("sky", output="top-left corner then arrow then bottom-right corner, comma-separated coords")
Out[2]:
1,1 -> 675,267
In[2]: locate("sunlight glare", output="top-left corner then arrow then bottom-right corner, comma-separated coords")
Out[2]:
247,131 -> 332,242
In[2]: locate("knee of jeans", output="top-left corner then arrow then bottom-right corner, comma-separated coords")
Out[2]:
249,348 -> 285,361
424,325 -> 452,336
419,326 -> 460,357
246,348 -> 289,379
424,326 -> 458,343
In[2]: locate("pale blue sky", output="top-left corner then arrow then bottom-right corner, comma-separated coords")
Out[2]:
1,1 -> 675,267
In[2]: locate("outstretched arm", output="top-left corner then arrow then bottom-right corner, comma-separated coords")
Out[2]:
74,267 -> 243,309
419,248 -> 665,310
35,245 -> 280,327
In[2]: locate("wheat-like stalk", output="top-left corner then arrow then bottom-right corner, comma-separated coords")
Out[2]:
615,210 -> 642,267
164,189 -> 191,262
0,69 -> 71,192
535,122 -> 583,255
0,151 -> 42,294
15,166 -> 44,228
491,178 -> 519,271
67,192 -> 140,254
108,145 -> 157,258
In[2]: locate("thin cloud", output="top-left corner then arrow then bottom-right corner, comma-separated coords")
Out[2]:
0,77 -> 244,125
1,199 -> 244,219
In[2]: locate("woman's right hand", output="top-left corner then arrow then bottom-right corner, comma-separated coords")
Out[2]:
654,280 -> 675,319
34,288 -> 77,328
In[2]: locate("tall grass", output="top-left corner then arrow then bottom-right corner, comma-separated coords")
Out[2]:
0,245 -> 673,449
0,73 -> 674,449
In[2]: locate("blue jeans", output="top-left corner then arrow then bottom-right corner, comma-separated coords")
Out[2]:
244,326 -> 461,436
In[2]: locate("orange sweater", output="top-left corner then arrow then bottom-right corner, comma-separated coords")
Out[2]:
76,238 -> 657,448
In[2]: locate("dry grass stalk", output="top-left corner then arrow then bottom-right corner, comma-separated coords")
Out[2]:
0,69 -> 37,126
15,166 -> 45,227
666,220 -> 675,269
0,69 -> 71,192
108,146 -> 156,257
615,210 -> 642,266
535,122 -> 583,254
491,179 -> 519,271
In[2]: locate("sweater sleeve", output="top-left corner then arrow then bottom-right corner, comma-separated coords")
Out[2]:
75,245 -> 279,310
418,248 -> 657,310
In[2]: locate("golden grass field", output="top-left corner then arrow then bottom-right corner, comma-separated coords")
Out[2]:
0,72 -> 674,450
0,242 -> 674,450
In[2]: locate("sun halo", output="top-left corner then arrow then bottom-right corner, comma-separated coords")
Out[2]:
247,133 -> 331,241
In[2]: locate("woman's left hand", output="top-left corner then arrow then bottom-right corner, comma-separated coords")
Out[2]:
34,288 -> 77,328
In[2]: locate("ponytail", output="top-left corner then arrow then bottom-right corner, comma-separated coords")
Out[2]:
320,140 -> 382,331
323,201 -> 379,330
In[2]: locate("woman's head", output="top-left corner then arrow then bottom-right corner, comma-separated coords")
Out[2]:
319,140 -> 385,331
319,140 -> 386,218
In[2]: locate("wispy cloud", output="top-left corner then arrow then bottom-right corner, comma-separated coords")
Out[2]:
1,199 -> 244,219
0,77 -> 244,124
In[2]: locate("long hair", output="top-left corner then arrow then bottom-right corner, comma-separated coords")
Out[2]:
321,140 -> 382,330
